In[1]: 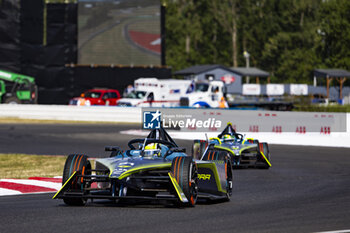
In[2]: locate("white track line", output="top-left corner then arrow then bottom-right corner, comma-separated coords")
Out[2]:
0,179 -> 61,190
0,187 -> 22,196
314,230 -> 350,233
120,130 -> 350,148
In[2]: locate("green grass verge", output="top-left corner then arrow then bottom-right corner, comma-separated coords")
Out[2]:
0,154 -> 67,179
293,104 -> 350,112
0,117 -> 141,126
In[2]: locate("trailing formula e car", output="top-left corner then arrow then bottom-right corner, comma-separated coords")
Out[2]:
193,123 -> 271,169
53,127 -> 232,207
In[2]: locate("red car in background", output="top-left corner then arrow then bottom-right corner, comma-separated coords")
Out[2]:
69,89 -> 121,106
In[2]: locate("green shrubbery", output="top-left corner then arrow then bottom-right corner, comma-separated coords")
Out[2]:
164,0 -> 350,85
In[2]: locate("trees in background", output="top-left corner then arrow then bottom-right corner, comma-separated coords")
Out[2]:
163,0 -> 350,84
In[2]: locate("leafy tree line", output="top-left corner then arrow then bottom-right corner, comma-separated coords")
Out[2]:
163,0 -> 350,84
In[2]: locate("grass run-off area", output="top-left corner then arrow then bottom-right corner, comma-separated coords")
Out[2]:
294,104 -> 350,112
0,154 -> 67,179
0,117 -> 139,126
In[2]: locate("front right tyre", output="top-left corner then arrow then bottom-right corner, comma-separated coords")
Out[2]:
171,156 -> 198,207
257,143 -> 270,169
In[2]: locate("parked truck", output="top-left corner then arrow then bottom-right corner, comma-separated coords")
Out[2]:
180,80 -> 226,108
0,69 -> 38,104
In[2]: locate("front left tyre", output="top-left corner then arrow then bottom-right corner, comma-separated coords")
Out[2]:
62,154 -> 91,206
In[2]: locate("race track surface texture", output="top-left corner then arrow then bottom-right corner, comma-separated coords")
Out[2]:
0,123 -> 349,233
0,123 -> 139,156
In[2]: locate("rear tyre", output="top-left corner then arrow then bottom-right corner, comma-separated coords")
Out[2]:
202,149 -> 234,200
4,96 -> 21,104
171,156 -> 198,207
62,154 -> 91,206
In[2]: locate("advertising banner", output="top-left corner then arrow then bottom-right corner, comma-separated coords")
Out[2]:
266,84 -> 284,95
242,84 -> 261,95
290,84 -> 308,95
142,108 -> 347,133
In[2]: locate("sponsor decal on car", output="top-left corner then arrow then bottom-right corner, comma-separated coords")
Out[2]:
198,174 -> 211,180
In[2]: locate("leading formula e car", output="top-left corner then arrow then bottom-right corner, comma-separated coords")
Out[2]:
192,122 -> 271,169
53,127 -> 233,207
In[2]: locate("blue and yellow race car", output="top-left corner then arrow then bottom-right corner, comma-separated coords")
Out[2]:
193,123 -> 271,169
53,127 -> 233,207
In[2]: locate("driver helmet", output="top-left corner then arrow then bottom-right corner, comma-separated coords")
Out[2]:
222,134 -> 235,142
144,143 -> 161,157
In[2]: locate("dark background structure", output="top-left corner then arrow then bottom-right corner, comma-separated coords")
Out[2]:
0,0 -> 169,104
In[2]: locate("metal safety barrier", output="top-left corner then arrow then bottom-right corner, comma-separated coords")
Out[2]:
1,104 -> 349,147
0,104 -> 141,123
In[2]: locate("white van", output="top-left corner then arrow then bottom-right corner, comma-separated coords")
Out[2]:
117,78 -> 191,107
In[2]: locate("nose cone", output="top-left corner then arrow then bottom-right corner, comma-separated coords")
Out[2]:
110,160 -> 135,178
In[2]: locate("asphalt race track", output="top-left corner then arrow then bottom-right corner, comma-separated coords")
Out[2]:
0,123 -> 141,156
0,123 -> 350,233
